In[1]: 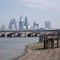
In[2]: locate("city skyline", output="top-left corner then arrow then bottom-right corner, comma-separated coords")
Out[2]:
0,16 -> 40,30
0,0 -> 60,29
0,16 -> 51,30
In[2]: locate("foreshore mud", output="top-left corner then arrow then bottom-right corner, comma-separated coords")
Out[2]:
14,43 -> 60,60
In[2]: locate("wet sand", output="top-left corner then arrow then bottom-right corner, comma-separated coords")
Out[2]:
15,45 -> 60,60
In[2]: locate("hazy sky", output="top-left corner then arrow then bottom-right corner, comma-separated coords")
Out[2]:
0,0 -> 60,29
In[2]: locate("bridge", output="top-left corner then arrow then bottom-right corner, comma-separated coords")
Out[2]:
0,29 -> 60,37
0,29 -> 60,49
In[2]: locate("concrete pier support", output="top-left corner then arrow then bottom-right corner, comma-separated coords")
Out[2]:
5,33 -> 7,37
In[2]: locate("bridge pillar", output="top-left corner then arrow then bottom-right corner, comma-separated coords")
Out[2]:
5,33 -> 7,37
25,32 -> 28,37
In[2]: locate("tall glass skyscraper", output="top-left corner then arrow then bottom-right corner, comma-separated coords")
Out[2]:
19,16 -> 24,30
45,21 -> 51,29
8,19 -> 17,30
24,16 -> 28,29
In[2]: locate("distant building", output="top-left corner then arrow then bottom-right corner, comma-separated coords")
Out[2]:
45,21 -> 51,29
24,16 -> 28,29
1,24 -> 5,30
19,16 -> 24,30
33,21 -> 39,30
8,19 -> 17,30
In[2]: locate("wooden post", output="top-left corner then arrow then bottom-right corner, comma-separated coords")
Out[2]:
39,35 -> 43,42
39,35 -> 41,42
46,40 -> 49,49
57,34 -> 59,48
57,33 -> 60,48
51,39 -> 54,48
45,40 -> 47,49
45,34 -> 49,49
44,39 -> 49,49
57,39 -> 59,48
44,34 -> 47,49
44,40 -> 46,49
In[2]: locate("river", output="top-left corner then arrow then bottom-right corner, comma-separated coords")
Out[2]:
0,37 -> 39,60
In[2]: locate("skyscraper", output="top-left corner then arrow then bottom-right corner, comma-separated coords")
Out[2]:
8,19 -> 17,30
24,16 -> 28,29
19,16 -> 24,30
45,21 -> 51,29
1,24 -> 5,30
33,21 -> 39,30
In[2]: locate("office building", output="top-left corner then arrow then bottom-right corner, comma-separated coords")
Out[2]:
8,19 -> 17,30
24,16 -> 28,29
45,21 -> 51,29
19,16 -> 24,30
33,21 -> 39,30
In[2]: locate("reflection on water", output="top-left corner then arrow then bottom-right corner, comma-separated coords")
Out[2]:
0,37 -> 39,60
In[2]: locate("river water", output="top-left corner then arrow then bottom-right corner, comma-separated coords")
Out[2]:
0,37 -> 39,60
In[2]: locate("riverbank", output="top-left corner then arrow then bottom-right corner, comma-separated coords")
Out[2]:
14,42 -> 60,60
13,42 -> 43,60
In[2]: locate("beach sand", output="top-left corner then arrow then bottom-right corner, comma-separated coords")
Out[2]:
16,43 -> 60,60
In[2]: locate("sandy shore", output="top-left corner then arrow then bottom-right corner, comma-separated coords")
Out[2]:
15,43 -> 60,60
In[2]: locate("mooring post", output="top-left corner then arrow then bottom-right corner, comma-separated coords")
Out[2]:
44,34 -> 46,49
46,39 -> 49,49
45,34 -> 49,49
51,39 -> 54,48
39,34 -> 43,42
57,39 -> 58,48
39,35 -> 41,42
44,34 -> 48,49
57,38 -> 59,48
57,33 -> 60,48
44,40 -> 46,49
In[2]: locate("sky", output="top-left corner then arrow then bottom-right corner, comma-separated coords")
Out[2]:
0,0 -> 60,29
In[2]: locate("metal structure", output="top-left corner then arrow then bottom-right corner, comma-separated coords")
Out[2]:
8,19 -> 17,30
